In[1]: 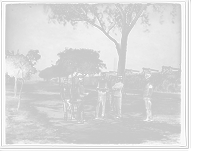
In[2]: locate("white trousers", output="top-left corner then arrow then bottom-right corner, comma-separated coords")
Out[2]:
113,96 -> 122,117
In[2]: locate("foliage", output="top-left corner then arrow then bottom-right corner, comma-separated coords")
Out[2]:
39,48 -> 106,80
45,3 -> 179,75
6,50 -> 41,109
6,50 -> 41,80
52,64 -> 67,77
45,4 -> 150,46
44,3 -> 150,75
39,67 -> 57,81
56,48 -> 106,77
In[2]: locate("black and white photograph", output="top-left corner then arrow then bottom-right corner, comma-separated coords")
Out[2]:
1,0 -> 190,150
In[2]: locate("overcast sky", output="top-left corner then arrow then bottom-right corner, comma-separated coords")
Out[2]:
5,3 -> 181,72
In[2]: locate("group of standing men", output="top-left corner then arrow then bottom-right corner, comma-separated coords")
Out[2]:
96,75 -> 124,119
60,70 -> 154,124
60,76 -> 88,123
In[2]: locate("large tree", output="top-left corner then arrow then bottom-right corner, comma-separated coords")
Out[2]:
39,65 -> 60,81
6,50 -> 41,110
52,64 -> 68,86
56,48 -> 106,78
5,50 -> 40,97
45,3 -> 178,76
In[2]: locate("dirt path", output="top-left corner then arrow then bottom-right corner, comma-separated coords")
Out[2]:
28,88 -> 181,145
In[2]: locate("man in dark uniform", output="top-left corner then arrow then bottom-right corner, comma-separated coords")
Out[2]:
96,75 -> 108,119
60,76 -> 76,121
76,75 -> 89,123
143,70 -> 154,122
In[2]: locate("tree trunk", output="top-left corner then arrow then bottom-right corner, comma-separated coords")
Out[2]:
17,78 -> 24,111
118,34 -> 128,96
14,77 -> 17,97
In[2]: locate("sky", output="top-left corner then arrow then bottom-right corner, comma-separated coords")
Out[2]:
5,3 -> 181,72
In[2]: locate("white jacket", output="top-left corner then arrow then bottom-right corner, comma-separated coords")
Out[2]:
112,82 -> 124,97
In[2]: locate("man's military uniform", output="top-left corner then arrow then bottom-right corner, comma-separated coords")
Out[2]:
60,79 -> 76,121
143,72 -> 153,121
95,72 -> 109,119
76,75 -> 87,123
108,76 -> 115,110
112,77 -> 124,118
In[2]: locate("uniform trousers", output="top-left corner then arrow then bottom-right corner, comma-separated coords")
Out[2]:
95,92 -> 106,118
144,98 -> 153,120
108,93 -> 115,110
114,97 -> 122,118
63,99 -> 75,120
77,100 -> 84,122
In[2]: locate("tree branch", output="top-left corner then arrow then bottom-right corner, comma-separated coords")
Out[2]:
107,22 -> 116,34
127,4 -> 148,34
94,12 -> 105,30
115,3 -> 123,16
67,5 -> 120,48
127,5 -> 135,27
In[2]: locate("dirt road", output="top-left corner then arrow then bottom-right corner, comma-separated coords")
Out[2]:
25,85 -> 181,145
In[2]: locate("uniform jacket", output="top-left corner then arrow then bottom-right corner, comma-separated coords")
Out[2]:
96,79 -> 109,93
60,83 -> 73,100
143,78 -> 153,98
112,82 -> 124,97
76,81 -> 86,100
108,81 -> 115,95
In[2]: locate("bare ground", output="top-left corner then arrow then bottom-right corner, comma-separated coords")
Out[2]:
5,81 -> 181,145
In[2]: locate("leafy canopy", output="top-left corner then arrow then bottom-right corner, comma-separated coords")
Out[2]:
39,65 -> 60,80
6,50 -> 41,79
56,48 -> 106,76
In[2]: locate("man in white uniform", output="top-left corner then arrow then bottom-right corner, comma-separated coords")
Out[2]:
112,75 -> 124,119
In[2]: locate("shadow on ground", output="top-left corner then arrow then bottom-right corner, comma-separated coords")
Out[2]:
153,114 -> 181,124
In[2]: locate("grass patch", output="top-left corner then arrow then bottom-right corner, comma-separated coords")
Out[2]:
5,82 -> 181,145
4,85 -> 65,145
6,104 -> 67,145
